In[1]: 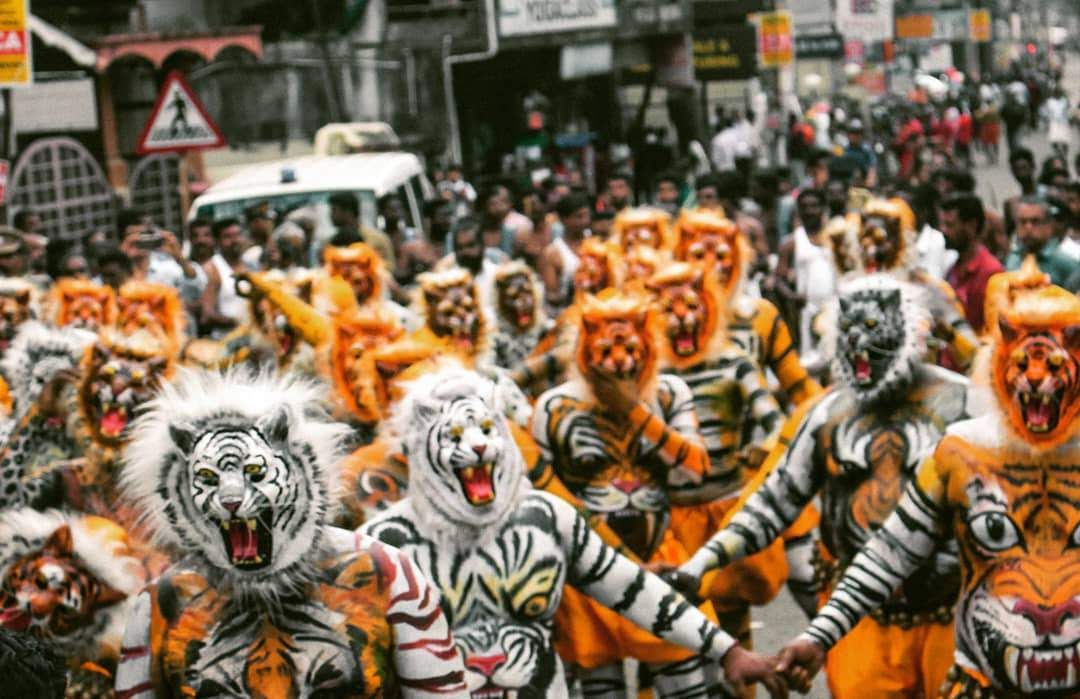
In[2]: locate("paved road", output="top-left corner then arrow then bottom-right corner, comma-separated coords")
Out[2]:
749,53 -> 1080,699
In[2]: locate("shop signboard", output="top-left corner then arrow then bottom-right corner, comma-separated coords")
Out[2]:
694,0 -> 769,24
498,0 -> 616,37
0,0 -> 30,87
969,8 -> 991,42
693,23 -> 757,81
758,11 -> 793,67
795,33 -> 844,59
837,0 -> 894,42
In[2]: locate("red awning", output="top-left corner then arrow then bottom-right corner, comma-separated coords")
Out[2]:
93,27 -> 262,73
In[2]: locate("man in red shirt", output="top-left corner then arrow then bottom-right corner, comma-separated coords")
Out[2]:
941,193 -> 1003,334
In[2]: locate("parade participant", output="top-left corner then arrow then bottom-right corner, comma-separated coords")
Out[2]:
0,322 -> 93,427
488,261 -> 551,371
624,244 -> 670,286
115,280 -> 185,356
49,278 -> 117,331
0,278 -> 36,355
410,267 -> 488,361
327,308 -> 406,428
777,283 -> 1080,698
323,241 -> 417,329
675,208 -> 820,406
679,275 -> 971,698
364,367 -> 788,698
200,218 -> 249,339
646,262 -> 796,652
114,371 -> 468,697
611,206 -> 674,254
858,198 -> 979,370
538,192 -> 591,314
0,508 -> 147,694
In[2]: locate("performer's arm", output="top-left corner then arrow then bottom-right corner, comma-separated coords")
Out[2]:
113,590 -> 155,698
632,375 -> 709,480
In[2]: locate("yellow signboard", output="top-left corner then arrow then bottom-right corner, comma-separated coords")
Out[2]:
0,0 -> 31,87
758,11 -> 793,68
969,8 -> 991,43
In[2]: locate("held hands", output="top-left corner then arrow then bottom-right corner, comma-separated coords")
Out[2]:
644,561 -> 702,604
775,637 -> 827,694
723,646 -> 789,699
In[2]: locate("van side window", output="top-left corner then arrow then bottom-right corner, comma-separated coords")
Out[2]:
396,184 -> 417,229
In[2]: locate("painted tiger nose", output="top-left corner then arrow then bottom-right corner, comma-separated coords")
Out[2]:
1012,597 -> 1080,636
222,501 -> 241,514
612,478 -> 640,494
466,653 -> 506,678
472,444 -> 486,457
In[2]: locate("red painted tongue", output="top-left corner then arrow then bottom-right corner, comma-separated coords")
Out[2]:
675,335 -> 695,354
0,607 -> 29,631
101,409 -> 127,436
461,468 -> 494,503
227,520 -> 257,561
517,313 -> 532,327
1026,400 -> 1051,427
855,357 -> 871,380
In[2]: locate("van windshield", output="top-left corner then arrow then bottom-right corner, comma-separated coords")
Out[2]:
192,190 -> 379,240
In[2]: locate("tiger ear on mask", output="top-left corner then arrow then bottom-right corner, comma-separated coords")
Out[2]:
169,421 -> 197,454
412,397 -> 441,424
43,524 -> 74,557
256,404 -> 293,446
90,579 -> 127,612
998,316 -> 1020,344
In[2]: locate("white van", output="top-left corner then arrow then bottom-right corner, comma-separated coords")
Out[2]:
188,152 -> 433,245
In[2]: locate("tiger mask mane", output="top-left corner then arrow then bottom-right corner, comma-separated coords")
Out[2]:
392,367 -> 528,530
988,286 -> 1080,450
324,242 -> 383,306
1,322 -> 94,418
612,207 -> 673,254
122,370 -> 348,601
0,278 -> 37,353
859,198 -> 917,274
573,238 -> 622,297
51,279 -> 117,332
673,210 -> 749,299
329,310 -> 405,423
822,275 -> 929,406
116,280 -> 185,352
574,290 -> 661,398
646,262 -> 725,370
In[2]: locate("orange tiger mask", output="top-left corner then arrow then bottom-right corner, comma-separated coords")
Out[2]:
859,199 -> 915,274
573,238 -> 621,296
0,280 -> 35,352
418,268 -> 484,353
624,245 -> 669,286
673,210 -> 747,298
646,262 -> 722,369
116,281 -> 185,354
612,207 -> 673,253
325,242 -> 383,306
576,291 -> 659,389
330,311 -> 405,423
993,286 -> 1080,449
52,279 -> 117,332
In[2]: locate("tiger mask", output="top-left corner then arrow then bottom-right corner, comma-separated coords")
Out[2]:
249,273 -> 316,367
52,279 -> 117,332
0,279 -> 36,353
394,367 -> 527,528
116,280 -> 185,352
859,199 -> 916,274
122,371 -> 347,594
573,238 -> 621,296
992,286 -> 1080,449
325,242 -> 383,306
455,618 -> 560,696
646,262 -> 722,369
0,509 -> 143,662
418,268 -> 485,353
79,331 -> 171,448
576,291 -> 660,391
624,245 -> 669,286
494,261 -> 543,333
673,210 -> 747,298
612,207 -> 672,254
1,322 -> 94,419
330,311 -> 404,423
826,275 -> 928,406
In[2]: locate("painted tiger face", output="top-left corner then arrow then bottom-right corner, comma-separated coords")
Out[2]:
326,243 -> 382,304
995,320 -> 1080,445
956,468 -> 1080,695
674,212 -> 741,295
80,339 -> 169,447
456,619 -> 558,697
648,265 -> 717,362
425,397 -> 503,508
577,294 -> 657,384
424,279 -> 480,350
836,288 -> 906,389
495,271 -> 536,332
172,407 -> 307,574
54,281 -> 116,332
613,209 -> 671,254
332,314 -> 404,422
0,287 -> 32,352
0,525 -> 124,641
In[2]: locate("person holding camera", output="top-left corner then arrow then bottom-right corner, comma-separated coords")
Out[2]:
117,208 -> 206,308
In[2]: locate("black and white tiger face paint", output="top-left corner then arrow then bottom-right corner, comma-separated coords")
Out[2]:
455,618 -> 561,697
828,275 -> 927,406
396,368 -> 529,528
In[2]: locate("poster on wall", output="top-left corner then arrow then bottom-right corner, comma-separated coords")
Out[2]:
498,0 -> 617,37
837,0 -> 894,42
0,0 -> 30,87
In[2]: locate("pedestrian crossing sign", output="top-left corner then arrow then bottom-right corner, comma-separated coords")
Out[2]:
136,70 -> 226,154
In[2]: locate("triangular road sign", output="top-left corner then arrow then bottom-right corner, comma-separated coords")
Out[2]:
136,71 -> 226,154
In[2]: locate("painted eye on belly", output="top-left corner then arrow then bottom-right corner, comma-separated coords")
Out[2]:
968,511 -> 1024,553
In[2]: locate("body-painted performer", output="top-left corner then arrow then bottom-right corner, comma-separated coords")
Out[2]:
0,508 -> 147,694
411,268 -> 489,362
646,262 -> 794,651
363,367 -> 788,698
114,371 -> 469,698
679,275 -> 971,698
857,198 -> 979,371
674,209 -> 820,406
323,241 -> 418,330
778,283 -> 1080,698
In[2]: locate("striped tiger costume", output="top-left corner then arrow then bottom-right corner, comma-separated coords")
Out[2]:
797,285 -> 1080,697
115,371 -> 467,698
363,368 -> 747,698
681,276 -> 971,697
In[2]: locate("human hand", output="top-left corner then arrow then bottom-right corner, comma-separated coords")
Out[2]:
160,230 -> 182,260
589,368 -> 639,416
722,646 -> 788,699
775,637 -> 826,694
645,562 -> 701,603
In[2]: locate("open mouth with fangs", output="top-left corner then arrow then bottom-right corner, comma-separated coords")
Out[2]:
1001,643 -> 1080,693
1018,387 -> 1063,434
671,329 -> 697,357
848,350 -> 874,384
99,403 -> 130,438
514,312 -> 532,329
216,512 -> 273,570
472,689 -> 514,699
455,463 -> 496,506
0,605 -> 30,632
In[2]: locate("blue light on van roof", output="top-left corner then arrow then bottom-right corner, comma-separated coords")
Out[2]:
281,166 -> 297,184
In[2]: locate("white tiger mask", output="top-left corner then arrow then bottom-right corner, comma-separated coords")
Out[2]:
122,370 -> 347,596
394,368 -> 528,528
